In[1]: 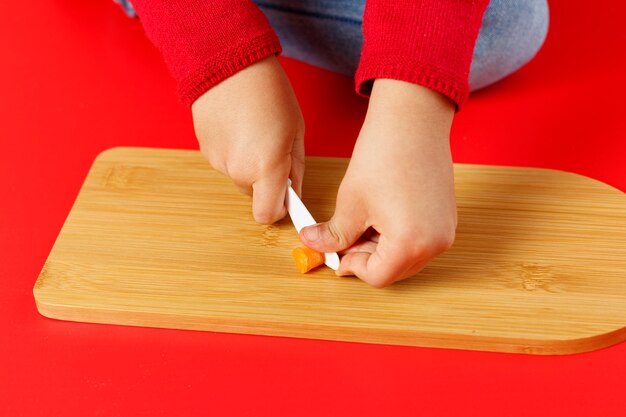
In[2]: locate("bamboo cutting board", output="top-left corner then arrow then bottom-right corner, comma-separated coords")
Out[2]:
34,147 -> 626,354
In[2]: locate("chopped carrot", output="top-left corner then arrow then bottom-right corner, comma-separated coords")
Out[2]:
291,246 -> 325,274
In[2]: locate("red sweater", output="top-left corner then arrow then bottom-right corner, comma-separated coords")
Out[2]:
132,0 -> 488,108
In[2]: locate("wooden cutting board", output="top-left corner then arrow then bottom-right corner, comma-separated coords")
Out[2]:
33,147 -> 626,354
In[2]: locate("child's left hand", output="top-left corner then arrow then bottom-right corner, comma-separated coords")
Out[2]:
300,79 -> 457,287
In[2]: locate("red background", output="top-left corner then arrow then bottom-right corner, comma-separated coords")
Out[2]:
1,1 -> 625,415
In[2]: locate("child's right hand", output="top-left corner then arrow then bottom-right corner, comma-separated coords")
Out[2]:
191,56 -> 305,224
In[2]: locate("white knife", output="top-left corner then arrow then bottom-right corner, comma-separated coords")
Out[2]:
286,180 -> 340,271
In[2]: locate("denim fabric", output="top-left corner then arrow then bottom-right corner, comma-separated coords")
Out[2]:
469,0 -> 549,89
254,0 -> 549,91
114,0 -> 136,18
254,1 -> 365,80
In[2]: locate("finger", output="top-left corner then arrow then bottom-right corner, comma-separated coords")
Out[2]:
299,205 -> 368,253
339,228 -> 379,255
229,169 -> 253,196
338,236 -> 428,288
251,175 -> 288,224
233,182 -> 252,196
340,239 -> 377,255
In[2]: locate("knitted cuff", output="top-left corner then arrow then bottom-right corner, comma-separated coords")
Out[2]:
355,0 -> 489,109
132,0 -> 282,106
355,60 -> 467,109
178,31 -> 281,106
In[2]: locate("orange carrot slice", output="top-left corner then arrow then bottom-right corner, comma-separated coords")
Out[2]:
292,246 -> 325,274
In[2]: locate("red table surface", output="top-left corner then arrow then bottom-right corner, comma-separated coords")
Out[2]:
1,1 -> 625,416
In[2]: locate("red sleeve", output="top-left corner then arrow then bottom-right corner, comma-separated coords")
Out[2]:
131,0 -> 282,106
355,0 -> 489,109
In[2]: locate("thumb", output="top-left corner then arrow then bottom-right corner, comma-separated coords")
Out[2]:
251,170 -> 289,225
300,211 -> 367,253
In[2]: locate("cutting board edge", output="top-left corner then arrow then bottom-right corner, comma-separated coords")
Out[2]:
32,291 -> 626,356
97,146 -> 626,194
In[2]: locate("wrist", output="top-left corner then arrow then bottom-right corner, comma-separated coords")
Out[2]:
368,79 -> 455,131
359,79 -> 454,153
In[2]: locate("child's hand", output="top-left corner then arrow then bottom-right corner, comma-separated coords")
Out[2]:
300,80 -> 457,287
192,56 -> 305,224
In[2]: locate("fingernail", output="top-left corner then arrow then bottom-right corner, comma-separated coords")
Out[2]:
302,225 -> 320,242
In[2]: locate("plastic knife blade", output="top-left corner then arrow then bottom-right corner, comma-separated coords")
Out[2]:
286,180 -> 340,270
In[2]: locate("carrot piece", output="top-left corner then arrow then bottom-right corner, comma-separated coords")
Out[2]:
291,246 -> 325,274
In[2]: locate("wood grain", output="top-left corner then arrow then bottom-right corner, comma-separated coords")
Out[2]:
33,147 -> 626,354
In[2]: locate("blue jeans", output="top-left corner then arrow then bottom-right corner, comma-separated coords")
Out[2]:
119,0 -> 549,91
254,0 -> 549,91
114,0 -> 136,17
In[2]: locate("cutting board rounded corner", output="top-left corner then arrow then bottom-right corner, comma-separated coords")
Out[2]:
32,293 -> 57,321
33,265 -> 63,321
523,327 -> 626,355
95,146 -> 147,161
522,164 -> 625,195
